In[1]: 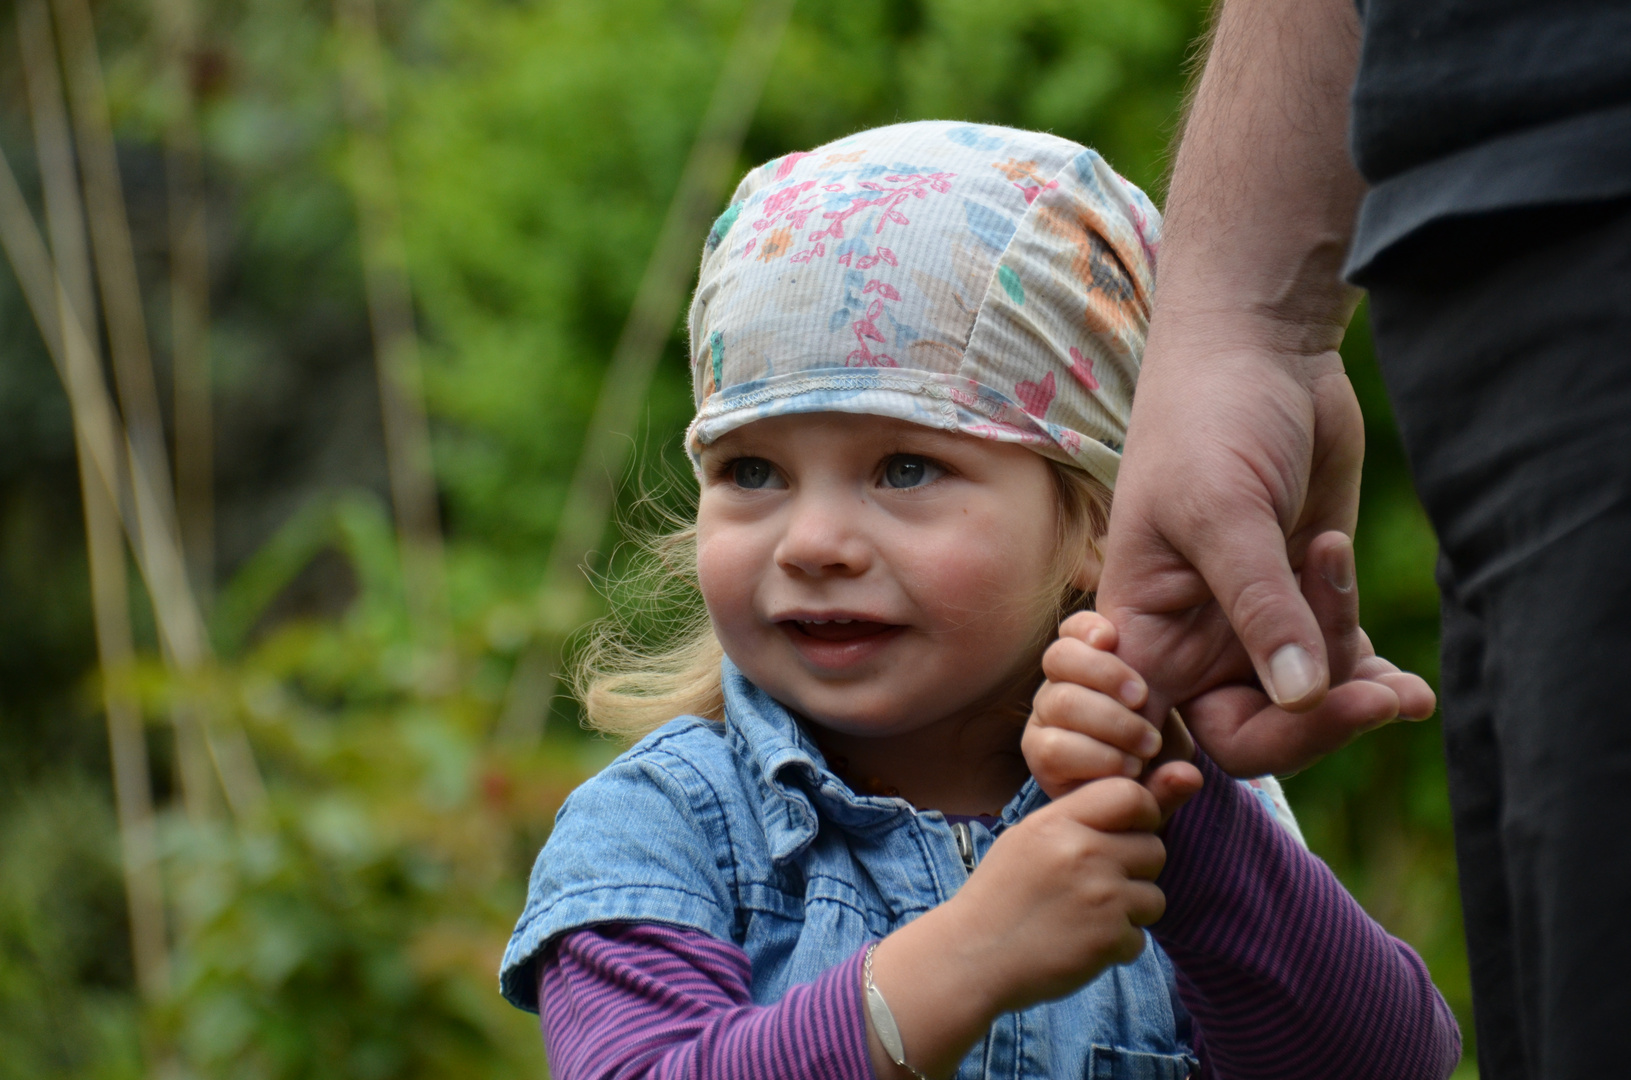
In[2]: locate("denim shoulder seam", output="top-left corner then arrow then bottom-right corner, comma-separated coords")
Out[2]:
518,881 -> 727,926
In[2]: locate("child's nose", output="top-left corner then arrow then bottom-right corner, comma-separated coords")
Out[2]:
773,491 -> 872,578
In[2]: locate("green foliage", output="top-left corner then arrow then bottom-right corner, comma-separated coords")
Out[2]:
0,0 -> 1473,1075
0,777 -> 144,1080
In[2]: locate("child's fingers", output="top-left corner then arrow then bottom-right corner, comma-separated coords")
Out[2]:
1088,829 -> 1169,882
1141,759 -> 1204,824
1057,610 -> 1118,651
1024,726 -> 1143,795
1053,776 -> 1162,835
1042,635 -> 1147,709
1032,679 -> 1162,758
1123,879 -> 1168,929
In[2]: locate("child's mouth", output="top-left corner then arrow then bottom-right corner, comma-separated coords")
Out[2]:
788,618 -> 896,642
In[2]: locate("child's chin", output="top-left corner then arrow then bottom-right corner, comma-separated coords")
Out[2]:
783,694 -> 935,740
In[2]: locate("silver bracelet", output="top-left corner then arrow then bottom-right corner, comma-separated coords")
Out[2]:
863,942 -> 931,1080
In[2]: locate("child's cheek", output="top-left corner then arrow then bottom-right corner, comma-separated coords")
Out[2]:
907,521 -> 1048,632
695,524 -> 761,633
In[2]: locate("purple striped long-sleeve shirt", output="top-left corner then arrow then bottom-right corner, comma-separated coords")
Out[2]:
537,752 -> 1461,1080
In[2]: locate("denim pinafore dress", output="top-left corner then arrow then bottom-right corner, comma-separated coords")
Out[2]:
502,659 -> 1199,1080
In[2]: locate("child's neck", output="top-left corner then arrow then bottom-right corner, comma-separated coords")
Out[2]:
807,704 -> 1032,818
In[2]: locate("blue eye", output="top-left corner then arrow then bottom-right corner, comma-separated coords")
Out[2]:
882,455 -> 941,489
732,458 -> 779,489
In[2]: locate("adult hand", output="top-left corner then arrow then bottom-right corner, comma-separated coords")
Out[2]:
1176,528 -> 1435,775
1097,341 -> 1433,777
1091,0 -> 1420,776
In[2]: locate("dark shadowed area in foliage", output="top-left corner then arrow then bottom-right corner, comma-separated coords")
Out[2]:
0,0 -> 1472,1075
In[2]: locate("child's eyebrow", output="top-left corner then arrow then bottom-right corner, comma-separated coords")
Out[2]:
697,434 -> 764,460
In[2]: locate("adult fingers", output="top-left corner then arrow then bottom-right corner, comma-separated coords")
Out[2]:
1372,671 -> 1437,718
1175,481 -> 1331,712
1181,678 -> 1401,777
1300,530 -> 1363,685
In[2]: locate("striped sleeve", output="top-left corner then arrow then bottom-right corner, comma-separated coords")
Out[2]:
538,922 -> 873,1080
1153,751 -> 1463,1080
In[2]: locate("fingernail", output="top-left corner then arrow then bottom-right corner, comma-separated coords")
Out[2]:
1323,537 -> 1356,593
1123,755 -> 1143,777
1138,728 -> 1162,757
1268,644 -> 1319,705
1119,679 -> 1145,708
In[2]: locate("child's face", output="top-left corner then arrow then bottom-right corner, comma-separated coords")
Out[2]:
696,413 -> 1090,740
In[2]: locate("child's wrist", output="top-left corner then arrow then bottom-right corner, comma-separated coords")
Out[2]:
868,903 -> 1010,1074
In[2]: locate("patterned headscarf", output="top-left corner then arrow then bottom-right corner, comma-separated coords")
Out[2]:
686,121 -> 1160,490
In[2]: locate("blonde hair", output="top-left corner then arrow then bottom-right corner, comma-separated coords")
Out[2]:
572,459 -> 1112,742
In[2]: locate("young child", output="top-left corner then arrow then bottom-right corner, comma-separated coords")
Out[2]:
500,122 -> 1460,1080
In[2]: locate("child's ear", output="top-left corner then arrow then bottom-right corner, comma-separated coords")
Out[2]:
1071,544 -> 1104,593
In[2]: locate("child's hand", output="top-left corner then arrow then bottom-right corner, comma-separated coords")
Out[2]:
1023,611 -> 1201,819
954,777 -> 1168,1009
865,778 -> 1167,1076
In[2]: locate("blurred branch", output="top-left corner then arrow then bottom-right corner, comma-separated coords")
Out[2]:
153,0 -> 217,612
53,0 -> 181,585
76,426 -> 171,1003
495,0 -> 797,745
4,4 -> 266,821
335,0 -> 451,667
15,0 -> 168,1008
51,0 -> 230,825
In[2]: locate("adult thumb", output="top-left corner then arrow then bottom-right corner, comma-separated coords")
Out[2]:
1193,514 -> 1330,711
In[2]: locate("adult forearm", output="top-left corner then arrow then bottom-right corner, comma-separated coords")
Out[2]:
1155,0 -> 1366,358
1099,0 -> 1374,721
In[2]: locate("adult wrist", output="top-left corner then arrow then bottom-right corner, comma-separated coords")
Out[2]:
1141,301 -> 1356,378
1147,228 -> 1362,365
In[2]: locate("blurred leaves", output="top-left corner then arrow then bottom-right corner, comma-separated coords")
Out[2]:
0,0 -> 1471,1075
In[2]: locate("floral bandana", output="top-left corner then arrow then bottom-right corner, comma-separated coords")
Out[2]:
685,120 -> 1161,490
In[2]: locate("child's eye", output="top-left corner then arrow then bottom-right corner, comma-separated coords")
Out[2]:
881,454 -> 943,489
731,458 -> 783,489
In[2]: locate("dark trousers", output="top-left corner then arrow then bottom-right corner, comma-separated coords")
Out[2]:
1361,199 -> 1631,1080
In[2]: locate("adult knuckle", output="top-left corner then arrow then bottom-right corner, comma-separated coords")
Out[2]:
1231,577 -> 1295,645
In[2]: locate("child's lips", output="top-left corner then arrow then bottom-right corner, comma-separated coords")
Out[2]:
776,617 -> 905,666
787,618 -> 896,642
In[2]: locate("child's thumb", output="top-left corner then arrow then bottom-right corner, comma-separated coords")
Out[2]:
1057,777 -> 1162,833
